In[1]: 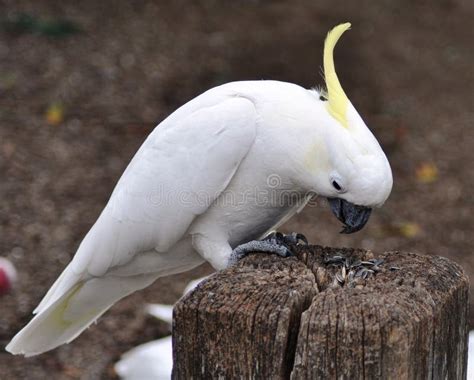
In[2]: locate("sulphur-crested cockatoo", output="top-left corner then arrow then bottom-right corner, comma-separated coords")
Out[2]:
7,23 -> 392,356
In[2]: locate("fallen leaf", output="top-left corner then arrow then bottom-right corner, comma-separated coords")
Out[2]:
416,162 -> 438,183
46,103 -> 64,125
399,222 -> 421,238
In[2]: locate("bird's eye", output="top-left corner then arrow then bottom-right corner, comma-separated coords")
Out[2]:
332,180 -> 342,191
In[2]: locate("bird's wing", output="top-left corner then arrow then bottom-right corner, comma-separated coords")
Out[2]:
72,96 -> 258,277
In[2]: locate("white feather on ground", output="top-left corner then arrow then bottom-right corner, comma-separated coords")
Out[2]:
144,276 -> 208,325
468,331 -> 474,379
145,304 -> 173,325
182,276 -> 208,295
115,276 -> 208,379
114,336 -> 173,380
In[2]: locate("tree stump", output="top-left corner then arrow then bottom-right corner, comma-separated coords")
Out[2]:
172,245 -> 469,379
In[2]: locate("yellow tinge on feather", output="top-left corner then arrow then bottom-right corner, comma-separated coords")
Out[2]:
324,22 -> 351,129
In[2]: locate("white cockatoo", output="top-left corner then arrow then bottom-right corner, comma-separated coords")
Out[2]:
7,23 -> 392,356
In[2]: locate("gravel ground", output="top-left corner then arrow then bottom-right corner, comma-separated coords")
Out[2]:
0,0 -> 473,378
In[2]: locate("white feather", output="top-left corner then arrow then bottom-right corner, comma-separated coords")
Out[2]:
146,304 -> 173,325
115,336 -> 173,380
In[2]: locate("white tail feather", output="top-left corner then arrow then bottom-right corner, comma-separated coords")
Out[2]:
6,274 -> 158,356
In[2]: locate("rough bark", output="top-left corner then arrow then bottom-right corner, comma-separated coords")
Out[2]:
172,245 -> 469,380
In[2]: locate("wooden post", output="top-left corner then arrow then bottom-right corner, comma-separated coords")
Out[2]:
172,245 -> 469,379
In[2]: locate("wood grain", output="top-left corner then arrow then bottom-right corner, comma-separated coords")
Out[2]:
173,245 -> 469,379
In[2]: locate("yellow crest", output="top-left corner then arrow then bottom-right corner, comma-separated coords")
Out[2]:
324,23 -> 351,128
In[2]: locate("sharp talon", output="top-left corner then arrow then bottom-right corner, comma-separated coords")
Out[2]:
263,231 -> 278,242
295,233 -> 308,245
264,231 -> 309,246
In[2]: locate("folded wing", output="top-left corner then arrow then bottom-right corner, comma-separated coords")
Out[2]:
7,96 -> 258,356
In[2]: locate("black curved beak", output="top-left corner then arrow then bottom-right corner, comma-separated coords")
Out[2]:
328,198 -> 372,234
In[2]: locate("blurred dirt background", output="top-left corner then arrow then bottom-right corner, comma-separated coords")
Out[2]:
0,0 -> 472,378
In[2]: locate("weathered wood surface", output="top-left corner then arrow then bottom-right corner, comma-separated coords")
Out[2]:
172,245 -> 469,379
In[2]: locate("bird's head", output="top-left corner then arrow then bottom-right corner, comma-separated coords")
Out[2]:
307,23 -> 393,233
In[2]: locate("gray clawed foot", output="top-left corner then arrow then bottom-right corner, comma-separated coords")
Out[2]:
228,232 -> 309,266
